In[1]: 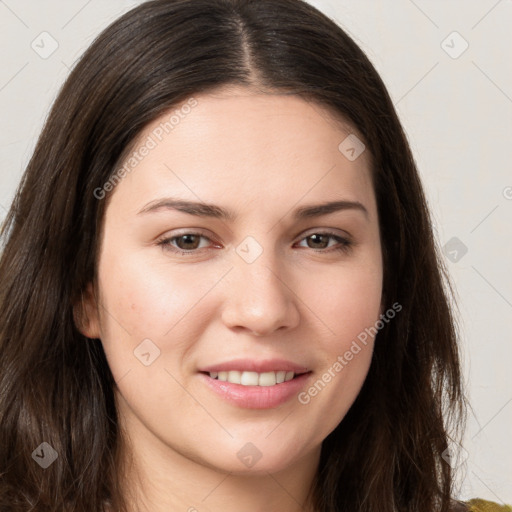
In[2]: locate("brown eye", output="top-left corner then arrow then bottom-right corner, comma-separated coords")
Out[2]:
157,232 -> 214,255
296,232 -> 353,254
174,234 -> 202,250
305,234 -> 330,249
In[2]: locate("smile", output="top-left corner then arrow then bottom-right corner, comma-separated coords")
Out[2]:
199,371 -> 312,409
208,370 -> 296,386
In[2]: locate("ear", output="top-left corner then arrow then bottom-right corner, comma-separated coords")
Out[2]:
73,282 -> 101,339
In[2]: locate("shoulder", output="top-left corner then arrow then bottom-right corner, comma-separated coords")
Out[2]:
463,499 -> 512,512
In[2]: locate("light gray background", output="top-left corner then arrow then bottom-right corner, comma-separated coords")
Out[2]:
0,0 -> 510,504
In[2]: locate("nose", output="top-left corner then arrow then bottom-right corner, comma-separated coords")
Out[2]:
220,249 -> 301,337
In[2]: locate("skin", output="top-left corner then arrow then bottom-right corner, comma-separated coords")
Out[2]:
77,84 -> 384,512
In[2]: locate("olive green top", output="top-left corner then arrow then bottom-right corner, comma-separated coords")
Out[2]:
467,499 -> 512,511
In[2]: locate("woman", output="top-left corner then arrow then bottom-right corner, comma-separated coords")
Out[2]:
0,1 -> 509,511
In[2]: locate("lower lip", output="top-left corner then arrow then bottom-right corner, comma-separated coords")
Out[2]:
199,372 -> 312,409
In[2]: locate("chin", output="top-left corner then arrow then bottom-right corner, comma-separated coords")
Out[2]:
197,438 -> 315,476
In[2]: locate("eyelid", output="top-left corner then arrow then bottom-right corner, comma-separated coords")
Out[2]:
296,226 -> 353,242
161,227 -> 213,239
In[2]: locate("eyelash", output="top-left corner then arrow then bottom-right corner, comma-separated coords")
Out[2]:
156,231 -> 353,256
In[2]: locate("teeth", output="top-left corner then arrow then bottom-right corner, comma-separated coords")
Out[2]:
240,371 -> 259,386
258,371 -> 276,386
210,370 -> 296,386
276,371 -> 286,383
227,370 -> 241,384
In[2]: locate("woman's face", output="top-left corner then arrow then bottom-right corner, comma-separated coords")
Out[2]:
80,86 -> 383,476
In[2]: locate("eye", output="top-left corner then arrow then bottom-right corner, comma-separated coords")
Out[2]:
157,232 -> 215,255
156,230 -> 353,256
295,232 -> 353,254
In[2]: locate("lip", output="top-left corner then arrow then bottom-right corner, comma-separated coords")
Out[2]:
198,371 -> 312,409
198,358 -> 310,374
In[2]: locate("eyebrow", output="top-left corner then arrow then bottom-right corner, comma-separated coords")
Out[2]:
137,198 -> 369,221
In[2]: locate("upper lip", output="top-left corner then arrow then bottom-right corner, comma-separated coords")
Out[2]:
199,358 -> 310,374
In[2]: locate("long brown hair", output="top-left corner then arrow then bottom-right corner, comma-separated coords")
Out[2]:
0,1 -> 467,510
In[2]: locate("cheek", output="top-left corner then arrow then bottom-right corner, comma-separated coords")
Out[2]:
303,261 -> 383,346
297,261 -> 381,398
294,268 -> 381,433
98,248 -> 203,331
95,248 -> 230,371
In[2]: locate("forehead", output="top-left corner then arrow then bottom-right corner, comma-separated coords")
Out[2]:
107,86 -> 376,220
